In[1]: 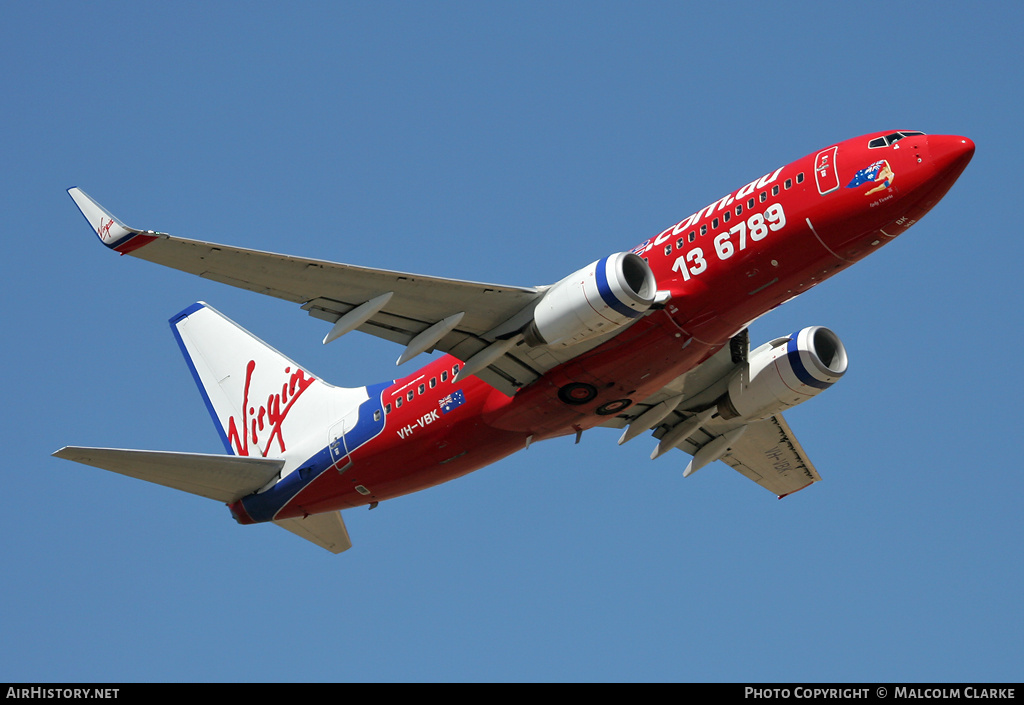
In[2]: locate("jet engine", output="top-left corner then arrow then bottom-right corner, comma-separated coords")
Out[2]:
718,326 -> 848,421
524,252 -> 657,348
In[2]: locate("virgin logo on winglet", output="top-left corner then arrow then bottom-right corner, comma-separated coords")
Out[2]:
227,360 -> 316,457
98,217 -> 117,243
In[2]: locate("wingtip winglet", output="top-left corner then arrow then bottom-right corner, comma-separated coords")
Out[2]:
67,187 -> 159,254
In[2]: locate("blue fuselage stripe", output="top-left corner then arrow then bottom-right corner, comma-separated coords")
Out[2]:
239,381 -> 392,522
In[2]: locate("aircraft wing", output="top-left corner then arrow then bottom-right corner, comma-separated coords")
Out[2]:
653,412 -> 821,497
606,332 -> 822,498
715,413 -> 821,497
68,188 -> 547,394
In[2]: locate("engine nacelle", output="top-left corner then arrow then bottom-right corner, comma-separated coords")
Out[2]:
718,326 -> 848,421
525,252 -> 657,348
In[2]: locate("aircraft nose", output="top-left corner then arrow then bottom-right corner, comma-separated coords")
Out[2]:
927,134 -> 975,176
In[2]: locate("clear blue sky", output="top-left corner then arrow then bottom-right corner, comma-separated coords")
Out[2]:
3,1 -> 1021,682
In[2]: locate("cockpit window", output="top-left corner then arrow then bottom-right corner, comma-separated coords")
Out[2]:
869,131 -> 926,148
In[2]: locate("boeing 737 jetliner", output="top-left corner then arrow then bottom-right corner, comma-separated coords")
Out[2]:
55,131 -> 974,553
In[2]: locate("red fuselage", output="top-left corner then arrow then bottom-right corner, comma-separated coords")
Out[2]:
251,131 -> 974,519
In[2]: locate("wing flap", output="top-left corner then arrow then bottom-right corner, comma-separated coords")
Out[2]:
719,414 -> 821,497
274,512 -> 353,554
129,235 -> 539,333
646,412 -> 821,497
135,235 -> 550,394
615,329 -> 822,498
52,447 -> 284,503
69,188 -> 553,392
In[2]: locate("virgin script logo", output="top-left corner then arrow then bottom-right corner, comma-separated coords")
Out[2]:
98,217 -> 117,242
227,360 -> 316,457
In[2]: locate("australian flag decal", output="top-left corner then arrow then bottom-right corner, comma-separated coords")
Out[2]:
439,389 -> 466,414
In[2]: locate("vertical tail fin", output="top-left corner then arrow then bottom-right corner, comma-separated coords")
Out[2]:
170,303 -> 336,459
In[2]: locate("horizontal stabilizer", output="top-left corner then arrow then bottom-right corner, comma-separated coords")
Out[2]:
52,447 -> 284,503
274,512 -> 353,554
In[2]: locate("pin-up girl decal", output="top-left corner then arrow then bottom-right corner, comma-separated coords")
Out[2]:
847,159 -> 895,196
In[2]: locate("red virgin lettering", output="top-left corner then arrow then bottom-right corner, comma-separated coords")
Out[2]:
227,360 -> 316,456
98,217 -> 115,241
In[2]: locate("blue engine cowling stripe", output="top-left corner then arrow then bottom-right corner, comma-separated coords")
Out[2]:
787,331 -> 833,390
595,256 -> 643,319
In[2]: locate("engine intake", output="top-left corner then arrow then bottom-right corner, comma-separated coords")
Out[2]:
719,326 -> 848,421
525,252 -> 657,348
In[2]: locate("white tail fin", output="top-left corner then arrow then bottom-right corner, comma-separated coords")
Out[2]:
54,302 -> 367,553
170,302 -> 338,460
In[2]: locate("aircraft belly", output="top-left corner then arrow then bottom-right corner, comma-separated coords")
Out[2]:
484,324 -> 716,436
279,421 -> 530,517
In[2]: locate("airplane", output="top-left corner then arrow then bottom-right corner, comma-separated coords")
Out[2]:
54,130 -> 974,553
